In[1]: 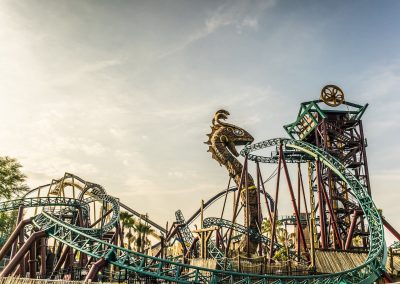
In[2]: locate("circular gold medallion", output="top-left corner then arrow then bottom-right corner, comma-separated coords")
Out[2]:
320,85 -> 344,107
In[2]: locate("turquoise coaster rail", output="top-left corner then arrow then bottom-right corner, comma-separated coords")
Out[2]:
0,136 -> 386,283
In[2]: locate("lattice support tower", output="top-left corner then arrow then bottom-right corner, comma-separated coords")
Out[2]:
284,86 -> 371,251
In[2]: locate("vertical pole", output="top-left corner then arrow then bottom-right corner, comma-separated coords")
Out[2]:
258,164 -> 273,222
160,235 -> 165,259
29,238 -> 37,278
231,189 -> 236,243
93,200 -> 97,225
281,150 -> 308,253
40,238 -> 46,277
244,155 -> 250,257
319,175 -> 342,249
297,164 -> 301,260
226,156 -> 248,256
34,188 -> 41,216
316,160 -> 327,249
85,258 -> 107,282
269,144 -> 282,261
389,247 -> 394,274
308,162 -> 317,269
220,178 -> 231,220
238,250 -> 241,272
10,206 -> 24,258
345,210 -> 359,250
359,121 -> 371,196
299,164 -> 310,225
256,162 -> 263,256
315,123 -> 327,249
18,224 -> 26,276
54,247 -> 70,274
72,176 -> 75,200
299,163 -> 313,262
216,230 -> 225,252
220,177 -> 231,239
200,200 -> 204,229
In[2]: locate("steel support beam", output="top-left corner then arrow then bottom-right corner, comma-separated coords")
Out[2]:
85,258 -> 107,282
1,230 -> 46,277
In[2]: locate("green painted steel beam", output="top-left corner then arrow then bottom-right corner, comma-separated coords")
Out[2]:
0,141 -> 385,283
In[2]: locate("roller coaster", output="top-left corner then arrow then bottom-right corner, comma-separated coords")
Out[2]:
0,86 -> 398,283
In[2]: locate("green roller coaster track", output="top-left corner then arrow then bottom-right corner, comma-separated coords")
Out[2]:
0,138 -> 386,283
202,217 -> 308,264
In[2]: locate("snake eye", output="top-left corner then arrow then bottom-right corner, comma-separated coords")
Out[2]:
233,129 -> 244,136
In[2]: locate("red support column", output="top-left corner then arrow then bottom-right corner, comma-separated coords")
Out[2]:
40,238 -> 47,277
281,149 -> 308,254
316,161 -> 327,249
345,210 -> 359,250
10,206 -> 24,258
53,247 -> 70,274
226,156 -> 248,256
257,162 -> 273,222
317,164 -> 342,249
244,155 -> 250,257
256,162 -> 263,256
1,231 -> 46,277
29,238 -> 37,278
85,258 -> 107,282
0,218 -> 33,261
269,144 -> 283,261
297,165 -> 301,259
184,237 -> 199,259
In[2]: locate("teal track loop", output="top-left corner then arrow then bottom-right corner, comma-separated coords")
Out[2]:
0,138 -> 386,283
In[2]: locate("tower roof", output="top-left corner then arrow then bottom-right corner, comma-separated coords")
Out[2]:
283,99 -> 368,140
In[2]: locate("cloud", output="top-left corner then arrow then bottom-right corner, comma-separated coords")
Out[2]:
158,0 -> 275,59
50,59 -> 121,87
357,62 -> 400,102
355,62 -> 400,135
205,2 -> 265,33
81,142 -> 106,156
240,16 -> 259,30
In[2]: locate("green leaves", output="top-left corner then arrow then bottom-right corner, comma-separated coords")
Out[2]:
0,156 -> 29,245
0,156 -> 29,200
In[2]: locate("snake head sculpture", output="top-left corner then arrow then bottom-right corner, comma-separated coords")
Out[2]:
205,109 -> 275,255
205,109 -> 254,167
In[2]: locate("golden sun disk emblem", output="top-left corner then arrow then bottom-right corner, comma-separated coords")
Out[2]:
320,85 -> 345,107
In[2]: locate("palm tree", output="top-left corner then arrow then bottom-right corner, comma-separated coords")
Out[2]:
125,217 -> 136,249
120,211 -> 133,247
134,221 -> 155,253
127,232 -> 136,250
262,218 -> 294,261
262,218 -> 283,240
274,227 -> 294,261
262,218 -> 272,238
141,224 -> 154,253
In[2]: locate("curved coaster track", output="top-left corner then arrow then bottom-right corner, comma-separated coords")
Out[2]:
0,138 -> 386,283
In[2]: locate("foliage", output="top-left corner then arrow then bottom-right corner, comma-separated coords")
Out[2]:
0,156 -> 29,244
353,235 -> 363,247
120,211 -> 133,232
119,211 -> 134,248
0,156 -> 29,199
262,218 -> 283,238
119,211 -> 155,252
125,216 -> 136,250
261,218 -> 294,261
134,221 -> 154,253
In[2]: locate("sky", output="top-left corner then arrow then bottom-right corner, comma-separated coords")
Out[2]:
1,1 -> 400,244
